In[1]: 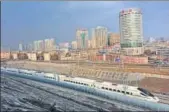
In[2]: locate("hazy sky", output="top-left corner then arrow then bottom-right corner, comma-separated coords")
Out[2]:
1,1 -> 169,49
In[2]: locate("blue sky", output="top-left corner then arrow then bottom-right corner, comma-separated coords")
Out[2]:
1,1 -> 169,49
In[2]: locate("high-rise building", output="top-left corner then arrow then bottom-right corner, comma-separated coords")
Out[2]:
38,40 -> 44,51
44,38 -> 56,51
71,41 -> 77,49
33,41 -> 38,51
59,42 -> 69,48
27,43 -> 33,51
93,26 -> 108,48
88,40 -> 91,49
149,37 -> 156,43
76,29 -> 88,49
108,33 -> 120,46
91,28 -> 96,48
33,40 -> 44,51
23,44 -> 29,51
119,8 -> 144,55
19,43 -> 23,51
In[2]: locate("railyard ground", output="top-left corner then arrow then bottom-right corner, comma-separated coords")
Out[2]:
2,60 -> 169,93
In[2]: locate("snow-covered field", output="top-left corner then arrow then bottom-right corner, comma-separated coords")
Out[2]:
1,73 -> 149,112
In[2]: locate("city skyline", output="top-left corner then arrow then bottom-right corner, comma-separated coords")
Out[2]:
2,1 -> 169,49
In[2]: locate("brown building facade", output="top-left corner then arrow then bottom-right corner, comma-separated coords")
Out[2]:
108,33 -> 120,46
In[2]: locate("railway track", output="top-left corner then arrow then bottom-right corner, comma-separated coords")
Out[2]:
153,93 -> 169,104
1,74 -> 149,111
4,76 -> 111,112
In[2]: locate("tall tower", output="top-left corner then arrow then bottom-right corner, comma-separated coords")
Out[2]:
19,43 -> 23,51
76,29 -> 88,49
44,38 -> 55,51
94,26 -> 108,48
119,8 -> 144,55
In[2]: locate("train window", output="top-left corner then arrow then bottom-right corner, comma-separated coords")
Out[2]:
141,93 -> 146,96
105,88 -> 108,90
109,88 -> 112,91
102,87 -> 104,89
131,93 -> 133,95
126,92 -> 129,94
137,88 -> 154,97
113,89 -> 116,91
122,91 -> 125,93
117,90 -> 120,92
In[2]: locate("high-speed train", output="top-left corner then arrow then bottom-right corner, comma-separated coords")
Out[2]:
1,67 -> 159,102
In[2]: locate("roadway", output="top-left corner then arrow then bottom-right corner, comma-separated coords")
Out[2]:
49,60 -> 169,68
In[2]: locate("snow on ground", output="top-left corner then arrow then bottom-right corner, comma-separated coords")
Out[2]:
0,73 -> 119,111
1,73 -> 148,112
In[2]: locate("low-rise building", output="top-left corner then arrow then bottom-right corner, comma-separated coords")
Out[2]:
156,47 -> 169,57
27,53 -> 37,61
71,41 -> 77,49
12,53 -> 19,60
0,52 -> 11,59
108,33 -> 120,46
60,56 -> 72,60
44,53 -> 51,61
122,56 -> 148,64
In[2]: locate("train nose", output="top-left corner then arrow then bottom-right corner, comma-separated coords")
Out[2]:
154,97 -> 159,102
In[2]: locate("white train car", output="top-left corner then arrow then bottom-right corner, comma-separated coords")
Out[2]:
60,75 -> 159,102
96,82 -> 159,102
1,67 -> 159,103
73,77 -> 96,87
5,67 -> 19,73
60,75 -> 96,87
59,75 -> 71,81
43,73 -> 55,80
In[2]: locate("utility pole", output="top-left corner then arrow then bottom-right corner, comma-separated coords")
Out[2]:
78,51 -> 80,68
